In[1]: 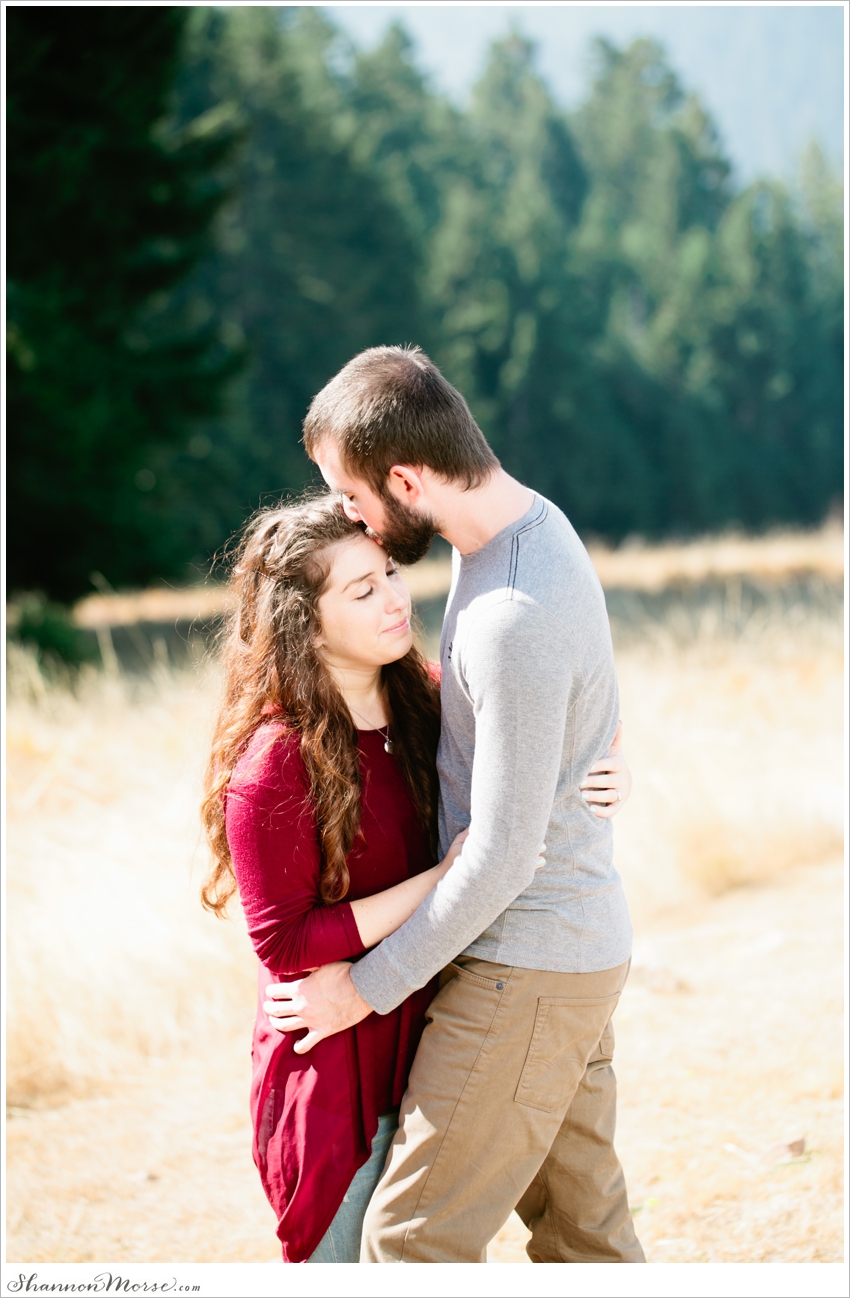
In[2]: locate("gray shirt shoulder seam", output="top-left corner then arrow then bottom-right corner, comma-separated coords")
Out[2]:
507,498 -> 550,596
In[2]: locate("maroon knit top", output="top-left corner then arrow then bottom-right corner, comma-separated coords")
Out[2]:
225,720 -> 436,1263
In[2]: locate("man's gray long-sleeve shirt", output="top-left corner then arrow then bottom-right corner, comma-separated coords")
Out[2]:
350,493 -> 633,1016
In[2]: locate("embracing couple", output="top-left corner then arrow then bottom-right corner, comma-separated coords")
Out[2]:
201,345 -> 646,1264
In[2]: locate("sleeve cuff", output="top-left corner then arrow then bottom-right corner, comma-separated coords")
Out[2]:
350,944 -> 418,1015
337,901 -> 368,963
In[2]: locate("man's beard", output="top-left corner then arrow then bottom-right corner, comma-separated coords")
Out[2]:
367,491 -> 439,565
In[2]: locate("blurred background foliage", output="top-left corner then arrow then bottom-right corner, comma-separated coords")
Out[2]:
7,6 -> 844,602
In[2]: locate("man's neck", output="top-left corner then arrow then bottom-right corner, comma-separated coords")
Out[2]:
436,470 -> 535,556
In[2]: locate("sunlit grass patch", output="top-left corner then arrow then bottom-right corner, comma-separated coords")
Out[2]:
611,594 -> 843,920
5,647 -> 256,1108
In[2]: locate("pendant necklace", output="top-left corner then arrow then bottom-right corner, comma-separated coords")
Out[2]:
350,704 -> 393,754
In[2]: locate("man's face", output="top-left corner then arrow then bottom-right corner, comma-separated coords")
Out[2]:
314,441 -> 438,566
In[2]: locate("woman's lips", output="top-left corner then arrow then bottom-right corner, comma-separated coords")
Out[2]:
383,616 -> 410,635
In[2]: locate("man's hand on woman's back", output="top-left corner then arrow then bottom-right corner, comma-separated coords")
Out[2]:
264,961 -> 371,1053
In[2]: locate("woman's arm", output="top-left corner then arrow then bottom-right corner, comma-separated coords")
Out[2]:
227,729 -> 368,976
349,830 -> 467,949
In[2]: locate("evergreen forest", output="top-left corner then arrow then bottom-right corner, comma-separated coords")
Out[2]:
7,6 -> 844,601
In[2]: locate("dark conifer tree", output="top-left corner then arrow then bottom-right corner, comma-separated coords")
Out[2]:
7,13 -> 842,603
6,6 -> 241,598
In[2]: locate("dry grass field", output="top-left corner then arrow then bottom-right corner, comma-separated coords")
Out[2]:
5,526 -> 845,1265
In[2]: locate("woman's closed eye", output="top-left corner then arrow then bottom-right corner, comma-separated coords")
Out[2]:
355,565 -> 399,599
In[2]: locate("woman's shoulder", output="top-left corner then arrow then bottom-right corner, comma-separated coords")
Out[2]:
231,719 -> 305,794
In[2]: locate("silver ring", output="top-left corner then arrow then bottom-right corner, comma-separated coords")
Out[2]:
616,791 -> 622,803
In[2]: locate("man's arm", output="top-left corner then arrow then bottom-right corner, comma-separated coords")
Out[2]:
351,599 -> 574,1011
265,600 -> 576,1049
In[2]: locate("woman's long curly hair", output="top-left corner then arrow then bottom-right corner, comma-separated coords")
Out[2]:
200,493 -> 441,916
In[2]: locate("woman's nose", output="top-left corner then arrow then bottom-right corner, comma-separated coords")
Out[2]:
385,582 -> 409,615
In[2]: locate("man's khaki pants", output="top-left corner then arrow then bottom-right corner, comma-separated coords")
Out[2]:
361,956 -> 645,1263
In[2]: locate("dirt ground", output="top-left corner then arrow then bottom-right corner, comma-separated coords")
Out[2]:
8,856 -> 843,1265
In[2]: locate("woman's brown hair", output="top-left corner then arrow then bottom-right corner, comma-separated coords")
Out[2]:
200,493 -> 441,916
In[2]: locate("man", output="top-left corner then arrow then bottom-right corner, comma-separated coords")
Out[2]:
265,345 -> 645,1264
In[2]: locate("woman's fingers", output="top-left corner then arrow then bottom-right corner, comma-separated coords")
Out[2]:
445,829 -> 469,865
586,755 -> 624,776
582,723 -> 631,815
581,772 -> 624,790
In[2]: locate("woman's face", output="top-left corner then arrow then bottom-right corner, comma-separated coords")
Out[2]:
314,532 -> 413,671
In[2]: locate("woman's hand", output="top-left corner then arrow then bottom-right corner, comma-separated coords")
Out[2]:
439,828 -> 469,874
580,720 -> 632,819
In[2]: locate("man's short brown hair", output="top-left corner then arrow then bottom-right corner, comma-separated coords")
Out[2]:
302,345 -> 499,496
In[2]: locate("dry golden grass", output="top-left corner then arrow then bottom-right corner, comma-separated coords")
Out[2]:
5,648 -> 252,1108
588,518 -> 844,591
65,520 -> 844,631
73,584 -> 234,630
612,597 -> 844,921
4,533 -> 844,1264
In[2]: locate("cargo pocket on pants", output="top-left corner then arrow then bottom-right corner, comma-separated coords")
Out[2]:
514,995 -> 619,1114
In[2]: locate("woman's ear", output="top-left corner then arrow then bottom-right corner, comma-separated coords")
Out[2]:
312,606 -> 326,651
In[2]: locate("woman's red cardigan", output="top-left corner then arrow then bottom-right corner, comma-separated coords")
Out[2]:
225,722 -> 436,1262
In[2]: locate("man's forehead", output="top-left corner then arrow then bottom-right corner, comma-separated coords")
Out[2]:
314,441 -> 366,494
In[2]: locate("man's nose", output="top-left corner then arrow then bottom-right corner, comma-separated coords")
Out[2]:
341,496 -> 362,524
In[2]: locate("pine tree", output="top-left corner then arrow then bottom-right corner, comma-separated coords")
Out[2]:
6,6 -> 241,598
8,13 -> 842,601
166,8 -> 426,533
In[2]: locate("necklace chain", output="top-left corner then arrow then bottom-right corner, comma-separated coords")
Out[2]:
348,703 -> 393,754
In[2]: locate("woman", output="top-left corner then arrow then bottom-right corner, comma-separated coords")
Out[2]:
200,494 -> 631,1264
